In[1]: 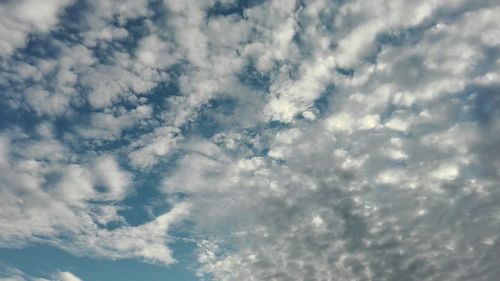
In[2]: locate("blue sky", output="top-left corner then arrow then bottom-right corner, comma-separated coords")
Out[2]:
1,0 -> 500,280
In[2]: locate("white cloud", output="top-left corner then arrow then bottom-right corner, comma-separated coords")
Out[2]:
431,163 -> 459,181
92,156 -> 132,201
265,55 -> 336,122
56,164 -> 95,204
136,35 -> 178,69
157,1 -> 500,280
2,0 -> 500,279
55,272 -> 82,281
128,126 -> 181,169
0,0 -> 74,56
0,266 -> 83,281
0,130 -> 186,265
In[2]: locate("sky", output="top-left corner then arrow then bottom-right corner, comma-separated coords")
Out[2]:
1,0 -> 500,280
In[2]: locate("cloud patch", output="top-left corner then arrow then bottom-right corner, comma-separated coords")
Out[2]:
1,0 -> 500,280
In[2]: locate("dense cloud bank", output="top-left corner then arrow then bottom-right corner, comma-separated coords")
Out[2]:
1,0 -> 500,280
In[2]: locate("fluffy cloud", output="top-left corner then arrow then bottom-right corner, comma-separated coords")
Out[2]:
55,272 -> 82,281
159,1 -> 500,280
1,0 -> 500,279
0,265 -> 82,281
0,0 -> 74,56
0,130 -> 187,265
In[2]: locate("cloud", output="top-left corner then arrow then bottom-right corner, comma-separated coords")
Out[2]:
92,156 -> 132,201
0,264 -> 83,281
265,55 -> 336,122
156,1 -> 500,280
128,126 -> 182,169
55,272 -> 82,281
1,0 -> 500,279
0,264 -> 27,281
0,130 -> 187,265
0,0 -> 74,56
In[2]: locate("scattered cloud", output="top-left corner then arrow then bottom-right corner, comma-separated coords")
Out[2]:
1,0 -> 500,280
0,264 -> 81,281
54,272 -> 82,281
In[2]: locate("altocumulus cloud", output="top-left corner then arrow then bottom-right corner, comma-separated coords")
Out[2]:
0,264 -> 82,281
1,0 -> 500,280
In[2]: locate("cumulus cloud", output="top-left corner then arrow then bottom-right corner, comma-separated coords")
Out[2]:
0,265 -> 82,281
0,0 -> 74,56
0,130 -> 187,265
54,272 -> 82,281
158,1 -> 500,280
2,0 -> 500,279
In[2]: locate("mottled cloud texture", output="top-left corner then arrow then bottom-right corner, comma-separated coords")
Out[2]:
1,0 -> 500,280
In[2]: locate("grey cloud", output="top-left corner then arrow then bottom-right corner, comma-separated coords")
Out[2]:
0,130 -> 187,265
156,1 -> 500,280
0,0 -> 74,56
1,0 -> 500,279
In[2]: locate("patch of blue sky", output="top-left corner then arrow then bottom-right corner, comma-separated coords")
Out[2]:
147,0 -> 169,26
238,62 -> 271,92
146,63 -> 186,110
119,158 -> 184,226
110,18 -> 152,54
207,1 -> 245,18
0,245 -> 198,281
56,0 -> 93,36
207,0 -> 269,18
19,35 -> 62,61
469,86 -> 500,125
311,83 -> 335,118
183,98 -> 239,138
0,103 -> 39,133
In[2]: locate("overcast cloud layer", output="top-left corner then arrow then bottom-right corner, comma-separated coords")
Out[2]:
1,0 -> 500,280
